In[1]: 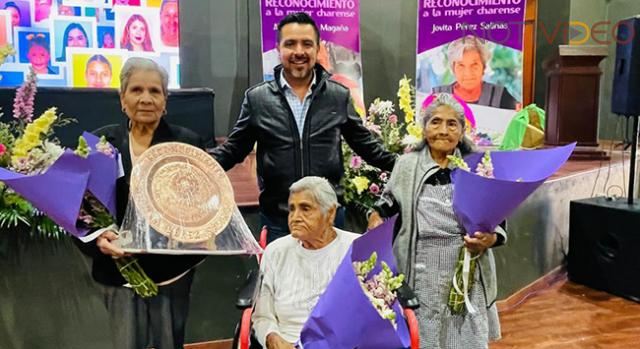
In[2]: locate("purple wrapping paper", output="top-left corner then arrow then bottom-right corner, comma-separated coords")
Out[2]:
83,132 -> 118,216
0,151 -> 90,236
300,216 -> 411,349
0,132 -> 118,237
452,143 -> 576,235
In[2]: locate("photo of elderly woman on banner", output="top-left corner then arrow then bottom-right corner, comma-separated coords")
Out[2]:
416,1 -> 527,146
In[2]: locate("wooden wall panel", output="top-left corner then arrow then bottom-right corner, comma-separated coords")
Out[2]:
523,0 -> 538,106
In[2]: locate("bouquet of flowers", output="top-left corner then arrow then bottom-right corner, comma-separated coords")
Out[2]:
299,217 -> 411,349
353,251 -> 405,328
342,77 -> 422,210
0,68 -> 159,297
445,143 -> 576,314
0,120 -> 160,297
0,67 -> 72,238
75,134 -> 158,298
447,151 -> 494,314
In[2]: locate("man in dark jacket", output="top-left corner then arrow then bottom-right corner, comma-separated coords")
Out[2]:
211,12 -> 395,242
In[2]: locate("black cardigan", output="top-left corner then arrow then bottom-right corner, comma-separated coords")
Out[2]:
75,118 -> 206,286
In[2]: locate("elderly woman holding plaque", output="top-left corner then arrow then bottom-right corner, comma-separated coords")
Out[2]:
74,57 -> 205,349
368,93 -> 506,349
434,35 -> 518,110
252,176 -> 359,349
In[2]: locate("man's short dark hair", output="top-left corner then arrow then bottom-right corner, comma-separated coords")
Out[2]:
277,12 -> 320,45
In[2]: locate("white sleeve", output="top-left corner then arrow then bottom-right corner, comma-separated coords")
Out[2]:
252,250 -> 281,348
117,153 -> 125,178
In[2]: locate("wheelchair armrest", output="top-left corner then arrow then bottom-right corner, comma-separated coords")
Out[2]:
236,269 -> 260,309
397,281 -> 420,310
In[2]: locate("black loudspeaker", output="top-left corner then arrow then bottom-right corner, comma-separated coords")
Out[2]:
568,197 -> 640,302
612,16 -> 640,116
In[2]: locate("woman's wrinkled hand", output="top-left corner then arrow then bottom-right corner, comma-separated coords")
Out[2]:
266,333 -> 295,349
96,230 -> 126,258
367,210 -> 384,231
464,232 -> 497,254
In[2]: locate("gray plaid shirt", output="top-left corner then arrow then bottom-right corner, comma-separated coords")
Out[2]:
279,71 -> 317,138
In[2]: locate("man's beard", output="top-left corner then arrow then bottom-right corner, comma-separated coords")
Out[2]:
290,67 -> 311,79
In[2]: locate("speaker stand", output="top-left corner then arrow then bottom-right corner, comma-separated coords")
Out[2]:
627,115 -> 639,205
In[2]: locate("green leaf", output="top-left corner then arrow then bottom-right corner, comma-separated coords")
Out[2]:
0,208 -> 31,228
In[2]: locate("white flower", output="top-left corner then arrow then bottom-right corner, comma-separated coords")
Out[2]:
39,141 -> 64,171
10,141 -> 63,175
42,140 -> 63,158
401,134 -> 421,147
369,99 -> 395,117
377,100 -> 395,116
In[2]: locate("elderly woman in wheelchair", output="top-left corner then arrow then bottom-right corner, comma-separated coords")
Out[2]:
235,176 -> 420,349
251,176 -> 359,348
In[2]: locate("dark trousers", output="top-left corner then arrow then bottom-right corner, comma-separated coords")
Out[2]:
103,269 -> 195,349
260,206 -> 346,244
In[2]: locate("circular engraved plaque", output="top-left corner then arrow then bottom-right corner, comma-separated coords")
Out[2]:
130,142 -> 234,243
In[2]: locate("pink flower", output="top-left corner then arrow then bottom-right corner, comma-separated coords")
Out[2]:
369,183 -> 380,195
379,172 -> 388,182
77,207 -> 94,225
388,114 -> 398,124
403,146 -> 414,153
475,162 -> 494,178
0,143 -> 5,156
96,142 -> 115,158
367,124 -> 382,136
79,214 -> 94,225
350,155 -> 363,170
13,68 -> 37,122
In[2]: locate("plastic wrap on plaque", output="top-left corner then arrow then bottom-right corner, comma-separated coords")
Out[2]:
116,142 -> 261,255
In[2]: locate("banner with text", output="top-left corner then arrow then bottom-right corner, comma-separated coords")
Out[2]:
416,0 -> 526,146
260,0 -> 364,113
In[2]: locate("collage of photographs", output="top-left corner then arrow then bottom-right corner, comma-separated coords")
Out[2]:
0,0 -> 180,88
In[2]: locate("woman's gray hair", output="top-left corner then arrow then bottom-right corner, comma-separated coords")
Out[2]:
420,92 -> 466,129
289,176 -> 339,215
416,93 -> 475,155
120,57 -> 169,96
447,35 -> 492,71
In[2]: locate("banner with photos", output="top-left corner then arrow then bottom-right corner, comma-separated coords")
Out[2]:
260,0 -> 365,113
416,1 -> 526,146
0,0 -> 180,88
